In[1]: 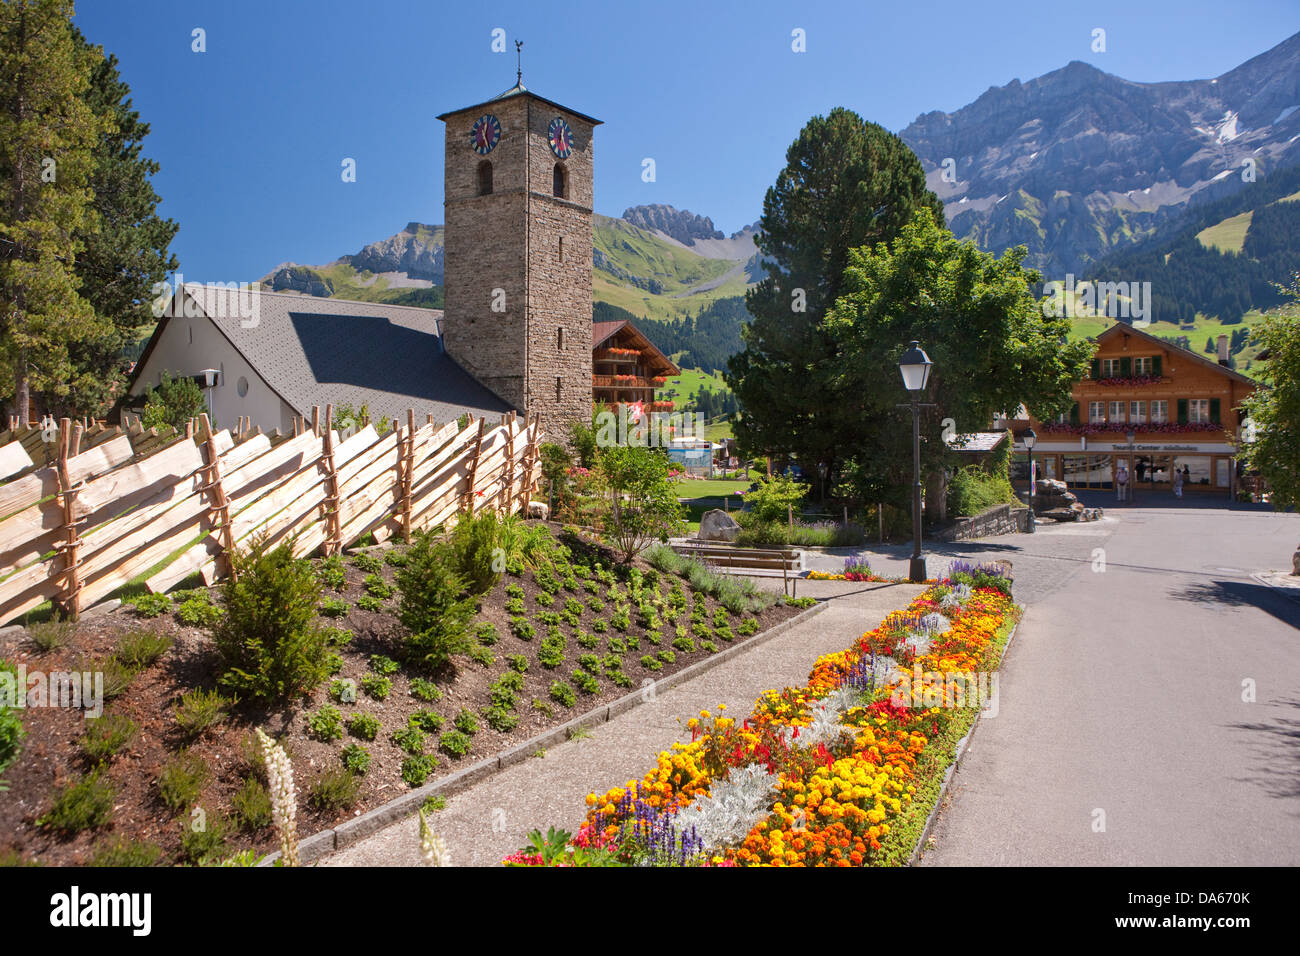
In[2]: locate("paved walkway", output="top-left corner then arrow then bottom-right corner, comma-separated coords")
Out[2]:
322,579 -> 927,866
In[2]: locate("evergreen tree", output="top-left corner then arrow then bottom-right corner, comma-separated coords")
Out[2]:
46,26 -> 178,418
0,0 -> 107,423
726,108 -> 944,498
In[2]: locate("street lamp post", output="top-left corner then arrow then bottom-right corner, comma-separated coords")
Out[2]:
898,341 -> 934,583
1126,428 -> 1137,505
1023,426 -> 1037,532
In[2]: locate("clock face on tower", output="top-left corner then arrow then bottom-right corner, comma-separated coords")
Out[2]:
470,114 -> 501,155
547,116 -> 573,159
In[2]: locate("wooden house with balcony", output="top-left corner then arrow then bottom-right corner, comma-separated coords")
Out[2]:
591,319 -> 679,412
1010,323 -> 1257,497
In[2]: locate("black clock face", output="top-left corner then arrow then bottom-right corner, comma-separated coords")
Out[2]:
471,114 -> 501,155
548,116 -> 573,159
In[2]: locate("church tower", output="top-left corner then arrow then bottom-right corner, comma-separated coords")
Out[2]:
437,81 -> 599,433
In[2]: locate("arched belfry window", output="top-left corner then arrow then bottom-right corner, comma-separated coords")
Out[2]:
553,163 -> 566,198
477,160 -> 493,196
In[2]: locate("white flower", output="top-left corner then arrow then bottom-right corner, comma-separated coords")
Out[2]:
257,728 -> 299,867
419,809 -> 450,867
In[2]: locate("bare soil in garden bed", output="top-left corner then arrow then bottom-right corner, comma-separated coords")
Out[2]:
0,522 -> 798,866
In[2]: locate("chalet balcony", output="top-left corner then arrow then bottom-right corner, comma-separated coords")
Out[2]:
592,373 -> 659,390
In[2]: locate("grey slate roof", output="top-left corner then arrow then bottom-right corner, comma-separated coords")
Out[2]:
943,431 -> 1009,453
152,286 -> 512,425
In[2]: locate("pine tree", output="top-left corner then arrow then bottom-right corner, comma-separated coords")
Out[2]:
42,26 -> 178,418
0,0 -> 107,423
726,108 -> 944,498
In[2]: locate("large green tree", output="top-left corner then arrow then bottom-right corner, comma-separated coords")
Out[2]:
1239,273 -> 1300,511
726,107 -> 944,496
822,209 -> 1093,506
44,26 -> 178,418
0,0 -> 107,424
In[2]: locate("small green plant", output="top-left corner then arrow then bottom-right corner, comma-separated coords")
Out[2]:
179,810 -> 229,864
575,630 -> 599,649
307,704 -> 344,742
308,769 -> 361,811
672,635 -> 696,653
610,670 -> 633,688
39,772 -> 115,832
567,725 -> 593,741
645,630 -> 662,646
409,677 -> 443,702
494,670 -> 525,693
89,835 -> 163,867
537,610 -> 561,627
325,652 -> 344,674
174,688 -> 232,740
715,624 -> 735,642
340,743 -> 371,775
351,551 -> 383,573
572,669 -> 599,694
363,573 -> 394,599
591,619 -> 608,633
317,555 -> 347,592
468,643 -> 495,667
453,709 -> 478,735
483,704 -> 519,732
328,678 -> 356,703
576,653 -> 602,675
80,713 -> 137,764
701,640 -> 719,654
384,549 -> 409,568
439,730 -> 472,758
640,655 -> 662,672
510,616 -> 536,640
531,698 -> 553,717
156,751 -> 209,811
369,654 -> 401,676
586,596 -> 605,613
176,593 -> 223,627
356,595 -> 385,612
231,777 -> 273,830
657,649 -> 676,664
785,596 -> 817,609
322,626 -> 354,646
539,633 -> 566,669
505,598 -> 526,615
27,618 -> 75,653
409,710 -> 444,732
505,583 -> 525,599
422,794 -> 447,812
535,591 -> 555,608
115,630 -> 173,669
548,680 -> 576,708
401,754 -> 437,786
127,592 -> 171,618
393,725 -> 426,755
738,617 -> 758,636
506,653 -> 528,673
360,673 -> 391,700
347,712 -> 381,740
475,622 -> 499,646
320,596 -> 350,617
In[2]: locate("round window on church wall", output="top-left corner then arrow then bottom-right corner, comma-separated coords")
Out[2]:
237,376 -> 249,398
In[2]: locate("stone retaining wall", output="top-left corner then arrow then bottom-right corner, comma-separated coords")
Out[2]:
937,503 -> 1033,541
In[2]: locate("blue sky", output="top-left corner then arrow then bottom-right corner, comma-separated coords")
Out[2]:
73,0 -> 1299,283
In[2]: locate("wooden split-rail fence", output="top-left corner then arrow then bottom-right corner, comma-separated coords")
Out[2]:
0,407 -> 543,626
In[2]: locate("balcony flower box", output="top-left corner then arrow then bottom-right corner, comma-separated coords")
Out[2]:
1039,421 -> 1226,437
1094,375 -> 1166,387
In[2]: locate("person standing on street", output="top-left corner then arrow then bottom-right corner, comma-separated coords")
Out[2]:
1173,465 -> 1184,499
1116,463 -> 1129,502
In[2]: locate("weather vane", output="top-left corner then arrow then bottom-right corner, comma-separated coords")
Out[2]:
515,40 -> 523,85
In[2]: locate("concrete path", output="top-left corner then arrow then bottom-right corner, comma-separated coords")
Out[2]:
322,578 -> 926,867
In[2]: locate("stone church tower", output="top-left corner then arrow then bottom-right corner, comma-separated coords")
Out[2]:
437,83 -> 599,433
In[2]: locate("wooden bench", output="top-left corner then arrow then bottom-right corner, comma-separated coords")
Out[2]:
669,541 -> 803,577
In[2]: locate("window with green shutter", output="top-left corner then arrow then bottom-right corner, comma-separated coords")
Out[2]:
1209,398 -> 1220,423
1177,399 -> 1188,424
1119,356 -> 1131,377
1152,355 -> 1162,377
1090,359 -> 1101,379
1069,402 -> 1079,424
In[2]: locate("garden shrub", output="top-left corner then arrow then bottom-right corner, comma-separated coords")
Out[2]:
156,751 -> 209,811
449,510 -> 505,595
356,595 -> 385,612
548,680 -> 576,708
80,713 -> 136,764
360,674 -> 391,700
231,778 -> 272,830
947,465 -> 1017,518
40,772 -> 115,831
308,770 -> 361,811
174,689 -> 231,740
340,743 -> 371,775
89,835 -> 162,867
409,677 -> 443,702
409,710 -> 444,732
396,531 -> 475,670
213,537 -> 331,703
743,473 -> 806,523
392,726 -> 426,755
439,730 -> 472,758
115,631 -> 173,670
347,712 -> 381,740
402,755 -> 437,786
26,618 -> 75,653
126,592 -> 171,618
0,660 -> 26,782
307,705 -> 344,742
180,811 -> 229,865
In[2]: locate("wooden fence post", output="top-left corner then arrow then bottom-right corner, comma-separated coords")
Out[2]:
321,405 -> 342,555
400,409 -> 416,543
461,417 -> 485,517
199,414 -> 238,582
54,419 -> 84,619
500,412 -> 516,514
517,414 -> 538,513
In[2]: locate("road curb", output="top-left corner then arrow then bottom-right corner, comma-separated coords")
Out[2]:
908,608 -> 1023,867
1251,571 -> 1300,605
259,599 -> 829,866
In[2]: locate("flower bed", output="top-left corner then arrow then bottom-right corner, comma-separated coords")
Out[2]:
504,565 -> 1020,866
1040,421 -> 1226,437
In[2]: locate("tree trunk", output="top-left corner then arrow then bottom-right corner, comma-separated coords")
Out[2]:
13,353 -> 29,427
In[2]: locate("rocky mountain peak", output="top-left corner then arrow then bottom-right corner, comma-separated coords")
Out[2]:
621,204 -> 725,245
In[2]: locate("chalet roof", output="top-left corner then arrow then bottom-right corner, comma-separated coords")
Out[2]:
131,287 -> 512,425
943,431 -> 1008,453
1094,322 -> 1256,387
592,320 -> 680,377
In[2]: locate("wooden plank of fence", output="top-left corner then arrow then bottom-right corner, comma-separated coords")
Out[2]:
320,405 -> 342,556
53,421 -> 84,618
200,414 -> 238,582
461,418 -> 485,516
0,434 -> 133,520
0,441 -> 33,481
401,410 -> 415,542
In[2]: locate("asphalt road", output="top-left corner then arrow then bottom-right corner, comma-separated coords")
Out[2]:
834,494 -> 1300,866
